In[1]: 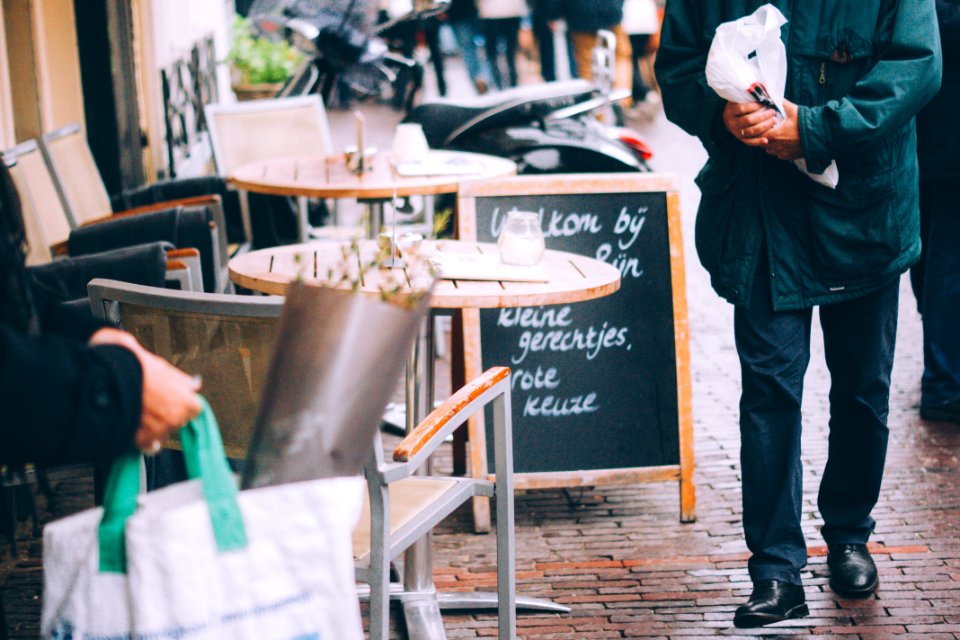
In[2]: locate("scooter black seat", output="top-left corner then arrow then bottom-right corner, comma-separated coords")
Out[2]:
412,80 -> 597,147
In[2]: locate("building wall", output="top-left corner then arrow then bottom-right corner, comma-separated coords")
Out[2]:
136,0 -> 234,178
31,0 -> 85,133
1,0 -> 84,147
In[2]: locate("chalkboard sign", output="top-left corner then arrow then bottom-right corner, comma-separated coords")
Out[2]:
458,174 -> 694,524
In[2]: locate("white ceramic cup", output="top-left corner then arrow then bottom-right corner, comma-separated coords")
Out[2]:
391,123 -> 430,164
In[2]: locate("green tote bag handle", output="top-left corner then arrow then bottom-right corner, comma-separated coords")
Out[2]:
98,397 -> 248,573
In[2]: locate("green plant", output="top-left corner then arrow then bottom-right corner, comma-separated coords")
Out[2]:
289,240 -> 435,310
227,16 -> 302,85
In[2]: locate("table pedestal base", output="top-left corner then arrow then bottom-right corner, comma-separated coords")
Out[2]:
356,586 -> 570,640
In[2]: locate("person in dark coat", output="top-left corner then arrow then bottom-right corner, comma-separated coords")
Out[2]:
0,164 -> 200,465
656,0 -> 941,628
912,0 -> 960,425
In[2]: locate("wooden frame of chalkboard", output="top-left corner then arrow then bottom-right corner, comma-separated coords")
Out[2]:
458,173 -> 695,530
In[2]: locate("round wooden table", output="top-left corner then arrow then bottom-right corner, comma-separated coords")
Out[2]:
229,150 -> 518,242
228,239 -> 620,309
229,239 -> 620,640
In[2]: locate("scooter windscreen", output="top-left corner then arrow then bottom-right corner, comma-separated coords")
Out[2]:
249,0 -> 376,44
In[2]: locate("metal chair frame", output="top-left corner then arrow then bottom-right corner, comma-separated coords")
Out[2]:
204,95 -> 334,245
86,279 -> 517,640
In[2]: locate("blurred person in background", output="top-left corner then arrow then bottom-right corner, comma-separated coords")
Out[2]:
528,0 -> 577,82
622,0 -> 660,119
912,0 -> 960,426
478,0 -> 527,89
547,0 -> 631,92
656,0 -> 940,628
447,0 -> 493,93
379,0 -> 448,97
0,163 -> 201,466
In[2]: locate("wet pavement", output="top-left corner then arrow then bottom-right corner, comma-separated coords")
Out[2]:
2,54 -> 959,639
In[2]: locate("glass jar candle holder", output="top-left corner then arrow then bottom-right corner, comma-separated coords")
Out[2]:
498,211 -> 545,266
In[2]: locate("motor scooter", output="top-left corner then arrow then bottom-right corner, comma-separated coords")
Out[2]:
250,2 -> 652,174
249,0 -> 448,111
407,30 -> 653,173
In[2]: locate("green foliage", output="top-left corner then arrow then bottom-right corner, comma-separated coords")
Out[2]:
227,16 -> 302,85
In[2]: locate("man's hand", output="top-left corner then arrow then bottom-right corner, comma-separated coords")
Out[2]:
89,328 -> 202,452
763,100 -> 803,161
723,101 -> 780,147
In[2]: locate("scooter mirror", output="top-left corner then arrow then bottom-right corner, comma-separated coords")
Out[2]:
415,0 -> 451,10
285,18 -> 320,57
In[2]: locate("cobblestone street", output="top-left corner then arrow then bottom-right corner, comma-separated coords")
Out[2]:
2,69 -> 959,639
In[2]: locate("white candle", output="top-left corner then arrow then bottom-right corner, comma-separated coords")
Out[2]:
499,233 -> 544,265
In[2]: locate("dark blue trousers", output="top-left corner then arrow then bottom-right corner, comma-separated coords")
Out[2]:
734,259 -> 899,585
912,178 -> 960,409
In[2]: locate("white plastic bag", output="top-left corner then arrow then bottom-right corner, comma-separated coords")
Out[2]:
705,4 -> 839,189
42,400 -> 365,640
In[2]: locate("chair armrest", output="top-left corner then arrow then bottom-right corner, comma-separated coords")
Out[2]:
50,239 -> 70,256
111,194 -> 223,220
393,367 -> 511,463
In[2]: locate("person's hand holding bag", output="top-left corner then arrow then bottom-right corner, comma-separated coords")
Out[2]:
763,99 -> 803,160
706,4 -> 838,188
88,327 -> 201,452
723,101 -> 780,146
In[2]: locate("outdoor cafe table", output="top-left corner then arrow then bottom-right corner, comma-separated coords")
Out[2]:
229,239 -> 621,639
228,150 -> 518,242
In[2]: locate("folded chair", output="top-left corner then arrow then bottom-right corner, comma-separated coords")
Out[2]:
204,95 -> 335,247
4,140 -> 211,292
36,126 -> 231,292
87,279 -> 518,640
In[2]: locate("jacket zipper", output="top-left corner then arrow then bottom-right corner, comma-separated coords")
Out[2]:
819,62 -> 827,85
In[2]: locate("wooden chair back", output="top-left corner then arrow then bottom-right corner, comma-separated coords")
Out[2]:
87,280 -> 284,458
3,140 -> 72,262
204,95 -> 333,177
40,124 -> 113,226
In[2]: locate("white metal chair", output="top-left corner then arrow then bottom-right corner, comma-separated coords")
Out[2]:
204,95 -> 335,244
87,279 -> 518,640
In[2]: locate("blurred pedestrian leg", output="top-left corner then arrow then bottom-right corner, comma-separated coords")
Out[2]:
450,18 -> 491,92
914,179 -> 960,418
912,1 -> 960,424
628,34 -> 651,101
531,0 -> 557,81
423,18 -> 448,96
622,0 -> 659,104
477,0 -> 526,89
482,17 -> 522,88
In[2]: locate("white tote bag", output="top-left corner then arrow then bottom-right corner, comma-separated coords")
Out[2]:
42,448 -> 140,639
42,399 -> 365,640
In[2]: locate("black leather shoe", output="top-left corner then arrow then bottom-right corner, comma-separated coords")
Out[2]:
827,543 -> 879,597
920,397 -> 960,425
733,579 -> 809,628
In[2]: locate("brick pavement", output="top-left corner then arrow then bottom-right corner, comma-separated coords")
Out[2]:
3,86 -> 959,640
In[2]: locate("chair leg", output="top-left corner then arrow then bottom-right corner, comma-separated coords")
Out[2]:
0,486 -> 15,558
367,479 -> 392,640
493,389 -> 517,640
368,555 -> 392,640
0,584 -> 8,640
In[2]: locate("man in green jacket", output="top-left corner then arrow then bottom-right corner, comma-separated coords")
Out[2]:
655,0 -> 941,629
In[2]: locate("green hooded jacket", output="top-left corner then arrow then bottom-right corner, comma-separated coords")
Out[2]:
655,0 -> 942,310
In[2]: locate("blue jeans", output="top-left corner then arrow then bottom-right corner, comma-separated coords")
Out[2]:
911,178 -> 960,408
451,19 -> 491,86
734,255 -> 899,585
